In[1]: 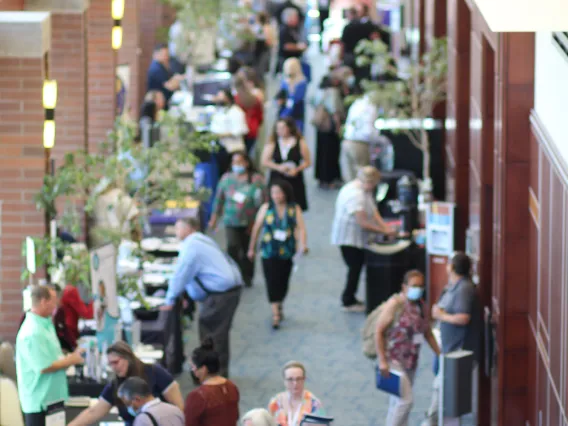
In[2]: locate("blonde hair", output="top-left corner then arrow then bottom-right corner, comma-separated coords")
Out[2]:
283,58 -> 305,85
281,360 -> 306,378
357,166 -> 381,185
241,409 -> 277,426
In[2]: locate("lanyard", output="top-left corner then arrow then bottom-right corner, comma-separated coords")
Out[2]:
287,395 -> 303,426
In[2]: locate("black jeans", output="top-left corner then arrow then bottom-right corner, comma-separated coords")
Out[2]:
24,412 -> 46,426
340,245 -> 365,306
226,226 -> 254,286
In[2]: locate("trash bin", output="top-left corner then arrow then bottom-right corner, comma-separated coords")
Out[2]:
364,240 -> 412,314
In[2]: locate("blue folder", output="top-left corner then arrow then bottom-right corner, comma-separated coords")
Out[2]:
375,366 -> 402,397
301,414 -> 334,425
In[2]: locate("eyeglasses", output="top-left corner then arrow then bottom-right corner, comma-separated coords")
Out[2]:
285,377 -> 305,383
108,359 -> 121,366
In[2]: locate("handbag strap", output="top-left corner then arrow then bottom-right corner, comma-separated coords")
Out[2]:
143,411 -> 159,426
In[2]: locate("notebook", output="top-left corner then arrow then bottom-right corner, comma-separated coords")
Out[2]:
375,366 -> 402,397
301,414 -> 334,424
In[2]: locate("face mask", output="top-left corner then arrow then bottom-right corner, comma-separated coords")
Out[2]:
127,406 -> 138,417
232,165 -> 246,174
347,76 -> 356,86
406,287 -> 424,301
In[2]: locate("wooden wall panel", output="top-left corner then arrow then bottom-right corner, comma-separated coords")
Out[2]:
539,153 -> 550,342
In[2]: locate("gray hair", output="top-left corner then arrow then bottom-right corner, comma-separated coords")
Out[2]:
31,285 -> 57,307
282,7 -> 299,23
117,377 -> 152,401
177,217 -> 201,230
241,409 -> 277,426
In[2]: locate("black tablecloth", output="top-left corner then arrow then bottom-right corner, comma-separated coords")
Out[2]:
66,406 -> 121,424
68,377 -> 107,398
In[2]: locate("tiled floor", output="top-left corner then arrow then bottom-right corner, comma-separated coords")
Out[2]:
177,45 -> 475,426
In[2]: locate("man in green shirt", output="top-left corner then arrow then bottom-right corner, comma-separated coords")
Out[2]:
16,285 -> 85,426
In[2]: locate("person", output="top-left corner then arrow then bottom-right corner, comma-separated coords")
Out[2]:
184,338 -> 240,426
55,283 -> 94,351
162,217 -> 243,378
140,90 -> 166,123
233,70 -> 264,156
277,8 -> 307,75
90,178 -> 140,247
253,12 -> 276,77
117,377 -> 185,426
275,0 -> 304,27
311,73 -> 344,188
339,7 -> 363,69
277,58 -> 308,133
248,180 -> 307,329
241,408 -> 277,426
16,285 -> 85,426
340,92 -> 380,182
268,361 -> 325,426
147,44 -> 184,108
209,151 -> 266,287
210,88 -> 249,175
421,252 -> 480,426
69,341 -> 184,426
261,118 -> 311,211
376,270 -> 440,426
330,166 -> 394,312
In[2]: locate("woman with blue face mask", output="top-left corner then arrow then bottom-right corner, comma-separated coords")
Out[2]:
374,270 -> 441,426
209,151 -> 267,287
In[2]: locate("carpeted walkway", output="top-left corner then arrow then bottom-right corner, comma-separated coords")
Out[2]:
177,45 -> 474,426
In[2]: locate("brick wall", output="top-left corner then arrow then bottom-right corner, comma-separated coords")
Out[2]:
0,0 -> 23,10
51,12 -> 87,163
87,0 -> 114,149
0,57 -> 46,341
118,0 -> 141,118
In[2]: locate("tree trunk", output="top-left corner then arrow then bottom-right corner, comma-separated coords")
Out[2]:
421,127 -> 430,181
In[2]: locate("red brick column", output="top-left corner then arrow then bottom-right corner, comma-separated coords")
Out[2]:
87,0 -> 114,149
0,12 -> 51,341
0,0 -> 23,10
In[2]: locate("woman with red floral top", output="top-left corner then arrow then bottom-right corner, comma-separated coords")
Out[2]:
375,270 -> 440,426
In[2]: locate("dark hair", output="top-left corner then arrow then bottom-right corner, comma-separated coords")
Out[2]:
270,179 -> 295,205
231,150 -> 256,183
107,341 -> 148,408
319,75 -> 334,89
271,117 -> 302,143
257,11 -> 268,25
191,337 -> 220,374
451,252 -> 472,277
238,66 -> 263,90
402,269 -> 424,285
117,377 -> 152,401
221,88 -> 235,105
154,43 -> 168,53
31,285 -> 56,307
347,7 -> 358,18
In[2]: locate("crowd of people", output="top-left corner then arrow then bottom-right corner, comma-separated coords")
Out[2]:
3,2 -> 483,426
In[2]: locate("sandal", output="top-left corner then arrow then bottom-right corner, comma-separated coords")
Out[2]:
272,314 -> 281,330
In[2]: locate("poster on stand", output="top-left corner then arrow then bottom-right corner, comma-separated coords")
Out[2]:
90,244 -> 120,350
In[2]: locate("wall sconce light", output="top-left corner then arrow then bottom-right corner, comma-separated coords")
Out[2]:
42,80 -> 57,149
111,0 -> 125,50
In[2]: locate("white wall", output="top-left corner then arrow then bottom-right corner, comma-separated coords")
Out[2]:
534,32 -> 568,164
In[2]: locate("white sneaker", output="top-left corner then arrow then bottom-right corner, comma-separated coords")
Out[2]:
341,302 -> 366,313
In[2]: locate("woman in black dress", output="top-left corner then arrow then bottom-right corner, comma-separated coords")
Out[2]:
261,117 -> 311,211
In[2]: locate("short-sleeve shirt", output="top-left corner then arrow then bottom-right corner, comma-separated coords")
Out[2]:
147,60 -> 174,104
438,279 -> 477,354
212,172 -> 266,227
278,25 -> 302,60
330,180 -> 377,248
100,364 -> 175,426
260,203 -> 297,259
209,105 -> 249,153
16,312 -> 69,413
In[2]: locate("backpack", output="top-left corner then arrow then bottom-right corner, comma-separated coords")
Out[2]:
361,295 -> 405,359
311,104 -> 333,132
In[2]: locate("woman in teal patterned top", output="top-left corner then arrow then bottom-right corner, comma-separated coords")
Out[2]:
210,151 -> 266,287
248,180 -> 307,329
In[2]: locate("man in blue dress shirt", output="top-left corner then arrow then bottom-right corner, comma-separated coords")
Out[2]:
147,44 -> 184,109
162,217 -> 243,378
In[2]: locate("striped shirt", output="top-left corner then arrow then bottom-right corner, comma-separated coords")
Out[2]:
330,180 -> 377,248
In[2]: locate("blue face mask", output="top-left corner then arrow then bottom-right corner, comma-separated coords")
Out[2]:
406,287 -> 424,301
232,165 -> 246,174
127,406 -> 138,417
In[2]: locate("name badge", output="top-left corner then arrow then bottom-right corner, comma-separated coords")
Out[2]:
233,192 -> 246,204
413,333 -> 424,345
286,99 -> 294,109
273,229 -> 287,241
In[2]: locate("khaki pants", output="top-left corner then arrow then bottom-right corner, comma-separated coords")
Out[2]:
340,140 -> 371,183
386,362 -> 416,426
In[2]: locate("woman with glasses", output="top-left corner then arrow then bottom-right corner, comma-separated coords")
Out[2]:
68,341 -> 184,426
268,361 -> 324,426
184,338 -> 240,426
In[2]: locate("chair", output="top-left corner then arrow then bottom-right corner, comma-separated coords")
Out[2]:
0,376 -> 24,426
0,342 -> 16,383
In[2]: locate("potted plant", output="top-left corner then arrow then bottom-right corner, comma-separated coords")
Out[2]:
355,37 -> 448,205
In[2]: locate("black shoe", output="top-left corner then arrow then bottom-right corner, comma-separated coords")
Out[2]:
341,301 -> 366,313
272,314 -> 281,329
